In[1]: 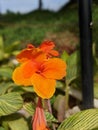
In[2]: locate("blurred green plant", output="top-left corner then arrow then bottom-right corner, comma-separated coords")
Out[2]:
60,43 -> 98,109
0,36 -> 59,129
0,33 -> 98,129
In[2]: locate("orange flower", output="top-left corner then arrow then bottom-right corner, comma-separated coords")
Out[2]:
39,41 -> 59,58
16,44 -> 46,63
12,41 -> 66,99
16,41 -> 59,63
12,58 -> 66,99
33,98 -> 50,130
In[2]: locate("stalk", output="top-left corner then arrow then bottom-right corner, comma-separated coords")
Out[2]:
65,83 -> 70,111
44,99 -> 56,130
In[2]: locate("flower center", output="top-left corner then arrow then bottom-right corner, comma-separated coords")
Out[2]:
36,65 -> 44,74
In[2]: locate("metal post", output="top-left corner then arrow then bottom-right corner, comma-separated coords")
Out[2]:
78,0 -> 94,109
38,0 -> 43,10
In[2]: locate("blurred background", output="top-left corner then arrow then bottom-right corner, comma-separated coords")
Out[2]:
0,0 -> 69,13
0,0 -> 80,55
0,0 -> 98,54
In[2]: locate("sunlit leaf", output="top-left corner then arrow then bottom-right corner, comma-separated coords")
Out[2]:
58,109 -> 98,130
1,113 -> 29,130
22,86 -> 34,92
66,51 -> 81,85
0,127 -> 5,130
61,51 -> 69,62
94,83 -> 98,99
8,118 -> 29,130
0,92 -> 23,116
45,111 -> 58,122
23,102 -> 35,115
0,36 -> 4,60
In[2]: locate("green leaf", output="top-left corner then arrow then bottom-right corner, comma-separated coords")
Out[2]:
8,118 -> 29,130
94,83 -> 98,99
53,95 -> 65,122
0,82 -> 16,95
22,86 -> 34,92
12,86 -> 34,95
57,109 -> 98,130
1,113 -> 29,130
94,71 -> 98,99
0,67 -> 13,79
0,36 -> 4,60
0,50 -> 4,61
66,51 -> 81,85
0,92 -> 23,116
5,41 -> 20,53
12,86 -> 28,94
0,36 -> 4,49
45,111 -> 58,122
61,51 -> 69,62
23,102 -> 35,115
56,81 -> 65,89
0,127 -> 5,130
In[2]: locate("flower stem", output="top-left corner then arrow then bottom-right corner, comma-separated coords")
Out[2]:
65,84 -> 70,110
47,99 -> 52,114
44,99 -> 56,130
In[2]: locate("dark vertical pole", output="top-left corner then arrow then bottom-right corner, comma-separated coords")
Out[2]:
78,0 -> 94,109
39,0 -> 42,10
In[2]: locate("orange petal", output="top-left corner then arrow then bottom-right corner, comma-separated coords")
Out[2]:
16,44 -> 38,63
42,58 -> 66,79
40,41 -> 55,52
27,43 -> 35,49
17,48 -> 47,63
33,50 -> 47,63
12,66 -> 31,86
16,49 -> 34,63
21,60 -> 38,78
49,50 -> 59,56
31,73 -> 56,99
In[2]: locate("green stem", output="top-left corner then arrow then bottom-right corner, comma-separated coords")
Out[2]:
65,84 -> 70,110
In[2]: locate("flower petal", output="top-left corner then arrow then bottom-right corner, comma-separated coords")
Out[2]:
31,73 -> 56,99
12,66 -> 31,86
21,60 -> 38,78
40,41 -> 55,52
49,50 -> 59,56
42,58 -> 66,79
39,41 -> 59,57
16,49 -> 35,63
33,50 -> 47,63
17,48 -> 47,63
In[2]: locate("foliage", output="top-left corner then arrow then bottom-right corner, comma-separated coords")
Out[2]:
0,92 -> 23,116
0,4 -> 98,129
0,35 -> 98,129
57,109 -> 98,130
